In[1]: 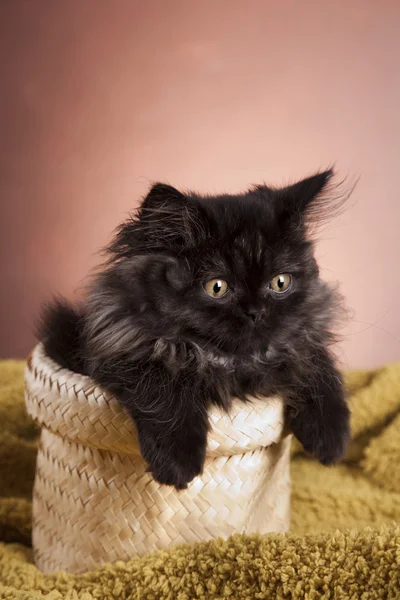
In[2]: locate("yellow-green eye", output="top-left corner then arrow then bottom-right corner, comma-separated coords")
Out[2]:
204,279 -> 229,298
270,274 -> 292,293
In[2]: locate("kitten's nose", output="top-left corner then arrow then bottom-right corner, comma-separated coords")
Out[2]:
246,307 -> 265,324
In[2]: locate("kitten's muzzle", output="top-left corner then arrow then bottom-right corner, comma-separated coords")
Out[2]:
245,307 -> 266,324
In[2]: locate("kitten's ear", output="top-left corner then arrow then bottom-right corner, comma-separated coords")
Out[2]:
138,182 -> 206,249
108,183 -> 205,259
279,169 -> 333,213
272,169 -> 344,228
140,183 -> 186,213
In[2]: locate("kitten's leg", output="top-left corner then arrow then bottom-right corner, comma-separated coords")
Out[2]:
118,363 -> 209,490
285,347 -> 350,464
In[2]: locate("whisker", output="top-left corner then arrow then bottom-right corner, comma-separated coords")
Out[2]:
346,312 -> 400,343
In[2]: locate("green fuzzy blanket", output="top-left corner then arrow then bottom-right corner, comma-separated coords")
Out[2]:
0,360 -> 399,599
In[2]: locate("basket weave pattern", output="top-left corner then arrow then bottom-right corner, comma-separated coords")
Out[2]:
25,344 -> 291,574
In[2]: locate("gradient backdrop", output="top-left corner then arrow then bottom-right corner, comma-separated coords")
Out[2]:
1,1 -> 400,367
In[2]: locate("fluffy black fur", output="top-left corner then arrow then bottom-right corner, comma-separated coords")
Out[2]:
39,170 -> 350,489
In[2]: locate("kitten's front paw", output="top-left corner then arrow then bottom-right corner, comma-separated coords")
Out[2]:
139,431 -> 206,490
290,401 -> 351,465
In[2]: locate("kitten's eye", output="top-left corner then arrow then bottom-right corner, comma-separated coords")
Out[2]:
204,279 -> 229,298
270,274 -> 292,293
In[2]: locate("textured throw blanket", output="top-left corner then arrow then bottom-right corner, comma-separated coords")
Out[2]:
0,360 -> 399,599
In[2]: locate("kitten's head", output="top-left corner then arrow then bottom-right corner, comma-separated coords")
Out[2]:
87,170 -> 344,364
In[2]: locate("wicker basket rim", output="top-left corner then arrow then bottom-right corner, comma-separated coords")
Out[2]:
25,343 -> 286,457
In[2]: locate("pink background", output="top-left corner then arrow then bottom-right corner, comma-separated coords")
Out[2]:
1,1 -> 399,367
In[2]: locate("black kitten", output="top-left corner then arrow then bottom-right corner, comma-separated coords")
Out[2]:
40,170 -> 350,489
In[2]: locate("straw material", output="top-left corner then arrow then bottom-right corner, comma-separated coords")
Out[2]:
24,343 -> 291,574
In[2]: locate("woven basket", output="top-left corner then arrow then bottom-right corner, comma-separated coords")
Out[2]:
25,343 -> 292,574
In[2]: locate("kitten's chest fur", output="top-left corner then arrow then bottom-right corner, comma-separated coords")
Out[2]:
181,344 -> 278,403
